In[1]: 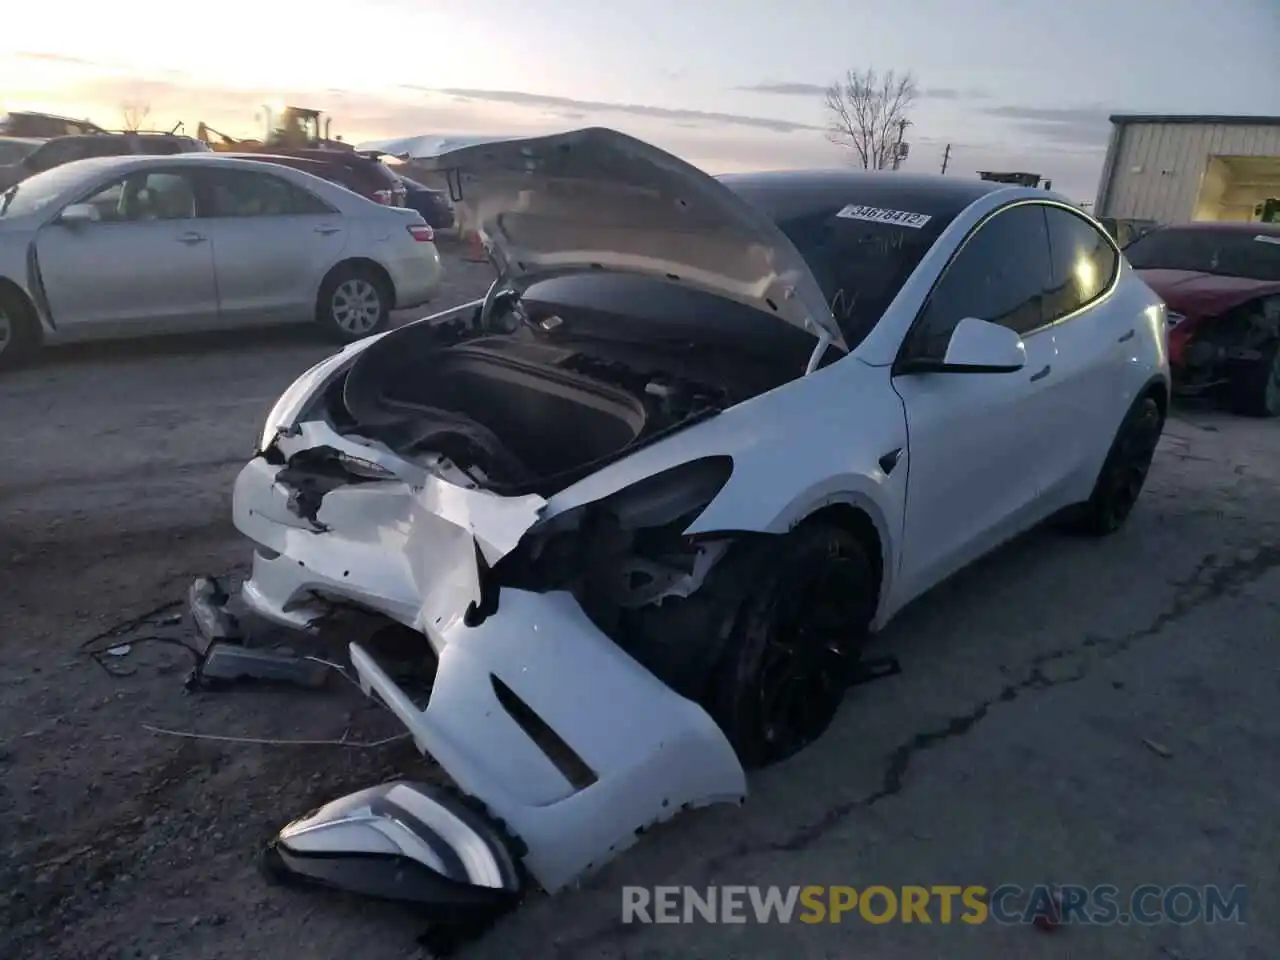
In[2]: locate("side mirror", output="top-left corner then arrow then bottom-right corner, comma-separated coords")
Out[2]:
58,203 -> 99,225
900,317 -> 1027,374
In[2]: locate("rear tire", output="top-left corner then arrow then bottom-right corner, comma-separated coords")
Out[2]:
315,264 -> 391,344
0,287 -> 41,372
700,523 -> 877,769
1062,396 -> 1163,537
1227,340 -> 1280,418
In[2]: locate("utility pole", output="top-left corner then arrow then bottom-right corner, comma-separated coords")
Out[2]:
940,143 -> 951,175
891,118 -> 909,171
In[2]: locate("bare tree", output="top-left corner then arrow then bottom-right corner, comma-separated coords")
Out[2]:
823,68 -> 919,170
120,101 -> 151,132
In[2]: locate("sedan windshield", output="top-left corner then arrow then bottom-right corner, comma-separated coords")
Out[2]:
0,160 -> 95,219
1125,228 -> 1280,282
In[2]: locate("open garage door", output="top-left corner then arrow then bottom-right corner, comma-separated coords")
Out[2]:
1193,155 -> 1280,222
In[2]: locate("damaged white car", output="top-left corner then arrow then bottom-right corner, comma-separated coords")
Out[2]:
231,128 -> 1170,918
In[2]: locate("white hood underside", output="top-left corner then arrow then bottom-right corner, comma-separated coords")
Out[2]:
414,127 -> 847,351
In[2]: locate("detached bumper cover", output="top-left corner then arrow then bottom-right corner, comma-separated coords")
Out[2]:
350,590 -> 746,892
233,446 -> 748,893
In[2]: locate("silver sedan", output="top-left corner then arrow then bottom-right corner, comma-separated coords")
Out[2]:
0,154 -> 444,368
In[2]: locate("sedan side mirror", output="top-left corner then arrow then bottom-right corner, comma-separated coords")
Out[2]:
58,203 -> 100,225
899,317 -> 1027,374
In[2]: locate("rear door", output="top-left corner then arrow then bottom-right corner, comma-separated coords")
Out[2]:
1038,204 -> 1128,507
35,166 -> 218,332
196,166 -> 349,325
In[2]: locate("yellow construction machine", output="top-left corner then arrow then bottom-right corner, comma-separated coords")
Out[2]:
196,105 -> 351,153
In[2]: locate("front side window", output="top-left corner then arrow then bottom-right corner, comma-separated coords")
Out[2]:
1043,206 -> 1119,323
1124,227 -> 1280,282
76,171 -> 199,222
28,138 -> 88,171
907,204 -> 1053,359
203,168 -> 334,217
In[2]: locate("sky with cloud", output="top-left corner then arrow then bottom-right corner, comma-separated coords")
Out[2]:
3,0 -> 1278,201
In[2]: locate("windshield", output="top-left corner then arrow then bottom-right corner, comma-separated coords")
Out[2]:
1125,228 -> 1280,282
0,139 -> 38,165
773,209 -> 942,348
0,160 -> 94,219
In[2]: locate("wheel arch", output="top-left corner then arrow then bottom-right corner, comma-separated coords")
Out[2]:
0,276 -> 43,339
1139,373 -> 1170,420
320,257 -> 396,309
795,501 -> 886,615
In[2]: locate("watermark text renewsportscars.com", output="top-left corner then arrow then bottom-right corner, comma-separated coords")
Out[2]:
621,884 -> 1248,926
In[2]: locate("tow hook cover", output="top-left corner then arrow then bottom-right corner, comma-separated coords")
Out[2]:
263,781 -> 523,915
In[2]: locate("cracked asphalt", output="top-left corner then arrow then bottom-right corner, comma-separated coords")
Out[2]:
1,251 -> 1277,959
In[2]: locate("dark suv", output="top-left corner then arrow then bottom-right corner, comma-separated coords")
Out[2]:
0,132 -> 211,190
0,111 -> 106,138
222,149 -> 407,207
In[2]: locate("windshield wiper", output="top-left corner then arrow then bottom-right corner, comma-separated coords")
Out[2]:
0,186 -> 16,216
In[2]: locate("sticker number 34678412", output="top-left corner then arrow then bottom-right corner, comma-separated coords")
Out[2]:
836,204 -> 932,228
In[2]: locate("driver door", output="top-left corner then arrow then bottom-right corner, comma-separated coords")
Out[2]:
889,203 -> 1058,606
35,167 -> 219,335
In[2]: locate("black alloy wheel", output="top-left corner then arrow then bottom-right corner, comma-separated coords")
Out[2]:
706,524 -> 877,768
1070,396 -> 1164,536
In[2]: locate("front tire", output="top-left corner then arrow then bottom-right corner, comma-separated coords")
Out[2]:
1064,396 -> 1163,537
0,287 -> 41,371
702,524 -> 877,769
316,265 -> 391,344
1227,340 -> 1280,418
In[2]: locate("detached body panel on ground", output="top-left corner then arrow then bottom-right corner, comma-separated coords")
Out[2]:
228,129 -> 1170,909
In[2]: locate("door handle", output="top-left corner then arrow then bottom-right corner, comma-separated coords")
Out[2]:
314,225 -> 341,235
177,232 -> 206,244
1118,328 -> 1135,342
1029,364 -> 1051,382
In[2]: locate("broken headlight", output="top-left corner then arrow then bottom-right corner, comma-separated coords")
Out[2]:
491,456 -> 735,593
257,350 -> 364,453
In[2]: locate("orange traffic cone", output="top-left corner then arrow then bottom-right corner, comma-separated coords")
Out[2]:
464,230 -> 488,263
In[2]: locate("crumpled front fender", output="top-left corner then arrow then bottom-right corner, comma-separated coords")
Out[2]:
349,588 -> 748,893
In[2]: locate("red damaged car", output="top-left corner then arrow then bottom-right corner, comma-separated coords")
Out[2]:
1126,222 -> 1280,417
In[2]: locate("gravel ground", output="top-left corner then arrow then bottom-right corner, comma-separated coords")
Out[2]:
1,251 -> 1277,960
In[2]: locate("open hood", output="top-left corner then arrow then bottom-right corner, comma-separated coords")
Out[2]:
415,127 -> 846,350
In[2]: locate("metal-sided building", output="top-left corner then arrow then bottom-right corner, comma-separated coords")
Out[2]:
1094,114 -> 1280,224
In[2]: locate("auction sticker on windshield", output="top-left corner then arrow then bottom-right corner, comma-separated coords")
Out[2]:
836,205 -> 932,228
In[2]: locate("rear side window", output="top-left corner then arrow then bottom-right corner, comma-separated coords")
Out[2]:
908,203 -> 1053,357
1043,206 -> 1119,323
83,138 -> 134,159
203,168 -> 336,217
138,138 -> 181,156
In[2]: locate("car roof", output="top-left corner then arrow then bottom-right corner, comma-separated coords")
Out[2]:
715,169 -> 1005,223
1153,220 -> 1280,236
37,154 -> 332,177
222,152 -> 327,166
